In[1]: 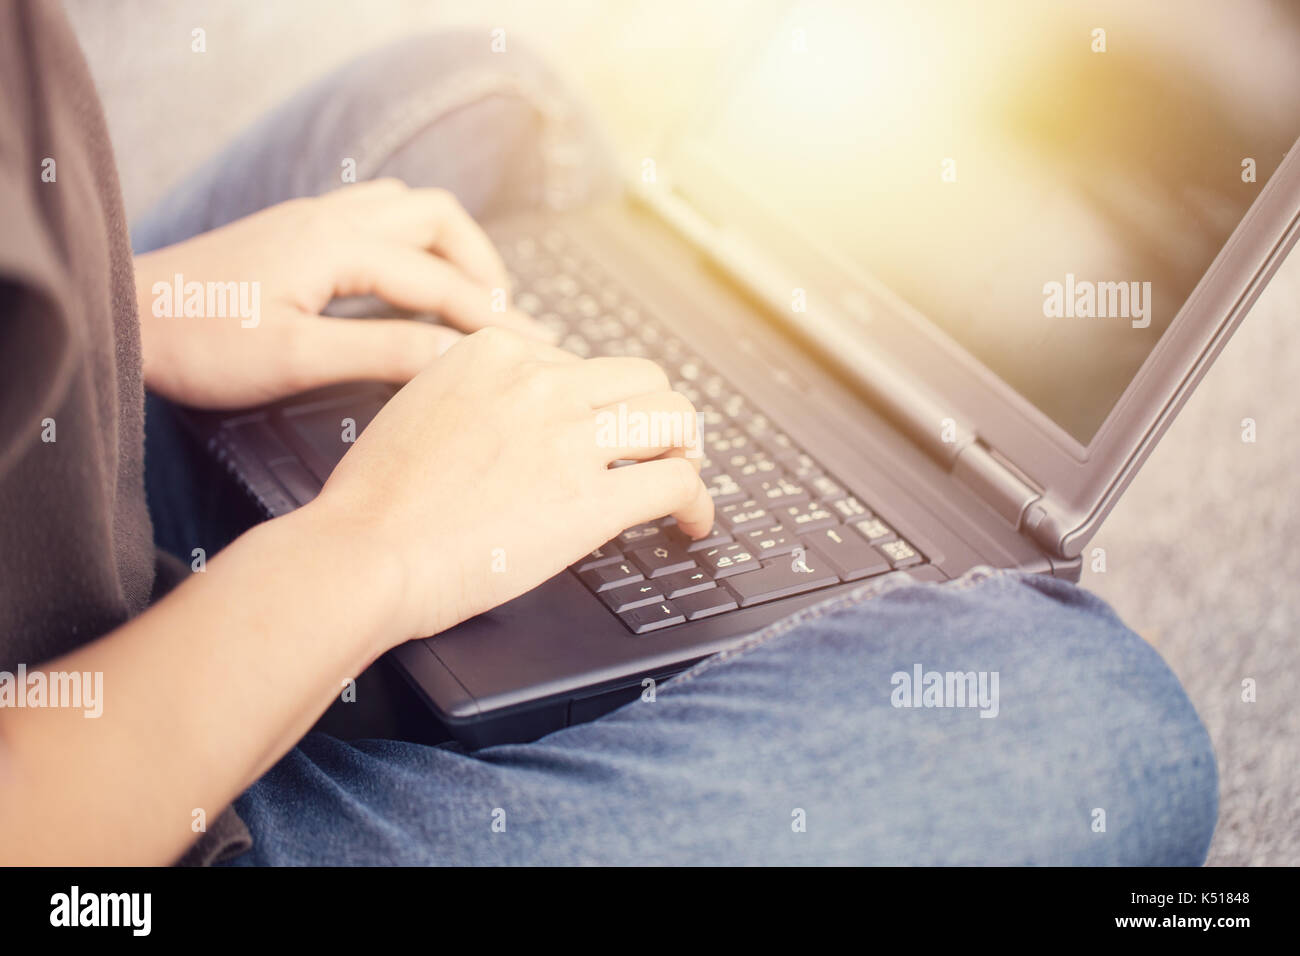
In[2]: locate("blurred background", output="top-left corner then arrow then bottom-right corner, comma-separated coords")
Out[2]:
64,0 -> 1298,865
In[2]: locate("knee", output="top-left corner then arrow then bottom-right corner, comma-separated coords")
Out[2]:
1081,634 -> 1219,864
353,31 -> 620,214
813,571 -> 1220,864
997,574 -> 1219,864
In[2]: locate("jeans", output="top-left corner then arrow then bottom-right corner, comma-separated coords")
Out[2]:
134,33 -> 1217,865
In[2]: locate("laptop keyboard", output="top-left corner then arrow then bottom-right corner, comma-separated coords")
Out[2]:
498,228 -> 930,635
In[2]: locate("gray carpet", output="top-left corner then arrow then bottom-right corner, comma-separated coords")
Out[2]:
67,0 -> 1298,866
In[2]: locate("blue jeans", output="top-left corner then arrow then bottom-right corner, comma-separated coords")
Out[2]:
135,33 -> 1217,865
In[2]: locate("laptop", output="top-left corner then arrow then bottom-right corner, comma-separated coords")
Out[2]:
186,1 -> 1300,747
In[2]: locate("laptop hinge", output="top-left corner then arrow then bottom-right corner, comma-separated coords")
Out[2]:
951,440 -> 1042,528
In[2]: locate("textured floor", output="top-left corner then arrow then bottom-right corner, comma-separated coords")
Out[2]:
67,0 -> 1297,865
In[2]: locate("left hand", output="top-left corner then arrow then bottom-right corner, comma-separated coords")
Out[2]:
133,178 -> 551,408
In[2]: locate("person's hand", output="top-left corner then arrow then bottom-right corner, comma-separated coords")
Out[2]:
134,178 -> 550,408
304,327 -> 714,647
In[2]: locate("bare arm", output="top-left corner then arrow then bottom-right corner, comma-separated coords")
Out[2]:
0,328 -> 713,865
0,506 -> 401,865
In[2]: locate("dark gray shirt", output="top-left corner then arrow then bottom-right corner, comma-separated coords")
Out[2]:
0,0 -> 247,864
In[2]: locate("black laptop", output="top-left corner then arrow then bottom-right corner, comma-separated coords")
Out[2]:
185,1 -> 1300,746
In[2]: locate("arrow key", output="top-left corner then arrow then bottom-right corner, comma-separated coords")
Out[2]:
600,580 -> 665,613
630,543 -> 696,578
619,600 -> 686,634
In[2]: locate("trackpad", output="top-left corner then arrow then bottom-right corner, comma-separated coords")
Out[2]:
282,396 -> 387,478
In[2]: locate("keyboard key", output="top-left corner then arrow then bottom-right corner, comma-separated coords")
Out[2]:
632,315 -> 657,342
700,374 -> 727,400
706,473 -> 747,506
784,453 -> 822,480
674,587 -> 738,620
537,312 -> 568,337
685,362 -> 713,385
657,567 -> 715,598
697,542 -> 760,578
614,336 -> 647,357
808,474 -> 846,502
581,561 -> 644,593
577,544 -> 623,571
776,501 -> 837,533
601,580 -> 664,612
763,432 -> 799,459
853,516 -> 894,542
720,393 -> 747,420
696,407 -> 727,429
675,381 -> 704,405
719,499 -> 773,533
620,601 -> 686,634
878,539 -> 923,568
746,476 -> 809,508
629,543 -> 696,578
730,451 -> 779,481
667,522 -> 733,553
830,496 -> 869,521
660,337 -> 687,362
802,526 -> 890,581
560,334 -> 592,357
705,428 -> 755,456
726,546 -> 840,607
740,524 -> 801,559
618,523 -> 667,548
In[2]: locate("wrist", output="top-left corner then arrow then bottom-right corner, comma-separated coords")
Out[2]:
260,497 -> 416,658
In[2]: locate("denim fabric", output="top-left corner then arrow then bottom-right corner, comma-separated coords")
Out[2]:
135,33 -> 1217,866
227,569 -> 1217,865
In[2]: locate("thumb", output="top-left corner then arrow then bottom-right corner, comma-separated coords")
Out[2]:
286,314 -> 463,389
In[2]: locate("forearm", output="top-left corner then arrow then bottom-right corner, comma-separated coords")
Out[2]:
0,503 -> 404,865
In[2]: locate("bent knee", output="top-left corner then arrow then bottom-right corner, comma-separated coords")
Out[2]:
979,573 -> 1219,864
789,571 -> 1220,864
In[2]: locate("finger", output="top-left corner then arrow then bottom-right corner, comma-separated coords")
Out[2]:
591,391 -> 703,462
602,456 -> 715,539
560,356 -> 672,408
335,242 -> 554,342
658,444 -> 704,473
448,326 -> 581,365
286,314 -> 463,387
349,186 -> 510,293
330,177 -> 407,201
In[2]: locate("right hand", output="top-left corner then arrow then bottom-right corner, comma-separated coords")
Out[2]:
306,326 -> 714,648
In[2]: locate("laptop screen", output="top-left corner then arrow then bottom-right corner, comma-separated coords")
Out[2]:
684,0 -> 1300,444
